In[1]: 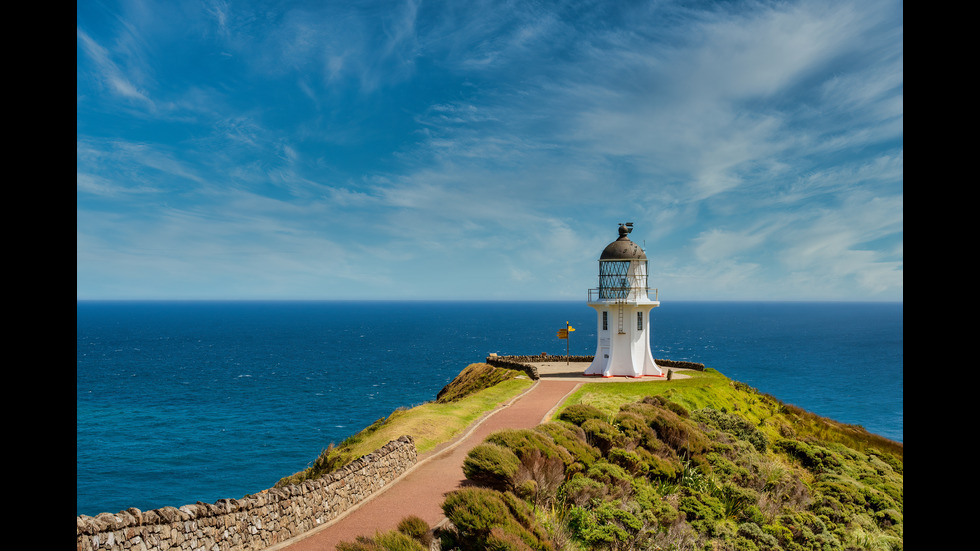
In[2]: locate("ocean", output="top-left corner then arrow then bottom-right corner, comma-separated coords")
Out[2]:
76,300 -> 902,517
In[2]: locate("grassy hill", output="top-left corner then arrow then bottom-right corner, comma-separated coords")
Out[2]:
335,366 -> 902,551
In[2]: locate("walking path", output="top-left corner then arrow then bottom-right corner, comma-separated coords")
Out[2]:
274,364 -> 689,550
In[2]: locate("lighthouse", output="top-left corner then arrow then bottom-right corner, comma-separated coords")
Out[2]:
584,223 -> 663,378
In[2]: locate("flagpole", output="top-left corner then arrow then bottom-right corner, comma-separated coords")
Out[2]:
558,322 -> 574,365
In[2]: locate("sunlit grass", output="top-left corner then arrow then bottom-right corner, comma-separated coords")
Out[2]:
368,377 -> 535,454
554,369 -> 743,419
553,368 -> 902,459
276,371 -> 534,486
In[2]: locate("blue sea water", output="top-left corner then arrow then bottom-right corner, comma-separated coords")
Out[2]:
76,300 -> 902,517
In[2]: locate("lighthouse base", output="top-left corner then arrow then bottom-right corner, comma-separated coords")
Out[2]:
584,355 -> 663,378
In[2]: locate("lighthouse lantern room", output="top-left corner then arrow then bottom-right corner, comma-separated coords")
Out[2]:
584,223 -> 663,378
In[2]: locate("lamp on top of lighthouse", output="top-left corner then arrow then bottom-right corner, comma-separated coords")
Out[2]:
584,223 -> 663,378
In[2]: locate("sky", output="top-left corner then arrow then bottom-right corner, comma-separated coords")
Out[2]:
77,0 -> 903,302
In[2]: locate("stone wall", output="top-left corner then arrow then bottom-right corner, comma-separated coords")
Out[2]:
485,353 -> 590,378
76,435 -> 418,551
655,359 -> 706,371
486,354 -> 705,375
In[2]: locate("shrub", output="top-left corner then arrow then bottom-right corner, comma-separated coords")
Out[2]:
811,493 -> 848,524
694,408 -> 769,453
396,515 -> 432,547
582,460 -> 635,501
645,453 -> 682,481
336,530 -> 427,551
534,422 -> 600,468
485,526 -> 534,551
647,408 -> 710,457
776,439 -> 845,476
561,475 -> 606,507
812,475 -> 864,511
648,496 -> 681,527
772,511 -> 834,550
863,484 -> 900,513
613,411 -> 657,450
704,451 -> 752,485
566,501 -> 643,547
486,429 -> 572,465
736,522 -> 779,550
441,488 -> 553,551
619,401 -> 661,422
557,404 -> 606,426
679,491 -> 725,523
873,480 -> 904,509
463,443 -> 521,491
608,448 -> 646,476
639,395 -> 690,418
586,460 -> 633,487
581,419 -> 622,454
875,508 -> 902,529
867,448 -> 903,475
512,448 -> 567,507
443,487 -> 510,535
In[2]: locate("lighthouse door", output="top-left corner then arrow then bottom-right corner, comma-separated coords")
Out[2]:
599,336 -> 610,365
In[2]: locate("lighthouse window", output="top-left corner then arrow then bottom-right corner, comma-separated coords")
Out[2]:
602,311 -> 608,331
637,311 -> 643,330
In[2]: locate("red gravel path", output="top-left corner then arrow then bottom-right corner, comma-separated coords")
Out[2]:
275,380 -> 581,551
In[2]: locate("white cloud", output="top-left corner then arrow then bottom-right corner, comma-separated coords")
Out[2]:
77,0 -> 902,301
693,226 -> 771,263
77,29 -> 153,106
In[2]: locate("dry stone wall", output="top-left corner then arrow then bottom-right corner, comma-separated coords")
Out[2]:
76,435 -> 417,551
485,353 -> 593,378
486,354 -> 705,375
655,359 -> 706,371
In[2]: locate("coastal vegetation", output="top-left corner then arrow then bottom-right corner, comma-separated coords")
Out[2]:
276,363 -> 530,487
337,367 -> 902,550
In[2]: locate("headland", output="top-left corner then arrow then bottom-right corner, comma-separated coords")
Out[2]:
77,358 -> 902,551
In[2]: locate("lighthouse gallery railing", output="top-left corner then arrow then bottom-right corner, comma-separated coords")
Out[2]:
588,287 -> 658,302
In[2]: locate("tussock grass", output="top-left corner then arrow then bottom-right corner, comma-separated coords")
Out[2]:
436,362 -> 525,403
554,368 -> 736,420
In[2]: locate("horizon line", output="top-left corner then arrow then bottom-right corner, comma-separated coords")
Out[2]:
76,298 -> 904,304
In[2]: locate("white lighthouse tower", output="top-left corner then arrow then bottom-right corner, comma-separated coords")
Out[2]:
584,223 -> 663,378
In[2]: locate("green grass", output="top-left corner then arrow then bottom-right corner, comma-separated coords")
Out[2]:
554,368 -> 744,419
276,367 -> 534,487
436,362 -> 526,403
391,377 -> 534,453
554,367 -> 902,459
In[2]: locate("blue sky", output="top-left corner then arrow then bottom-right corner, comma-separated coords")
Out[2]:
77,0 -> 903,302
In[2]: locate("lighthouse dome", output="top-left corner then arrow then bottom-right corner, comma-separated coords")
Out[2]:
600,224 -> 647,261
